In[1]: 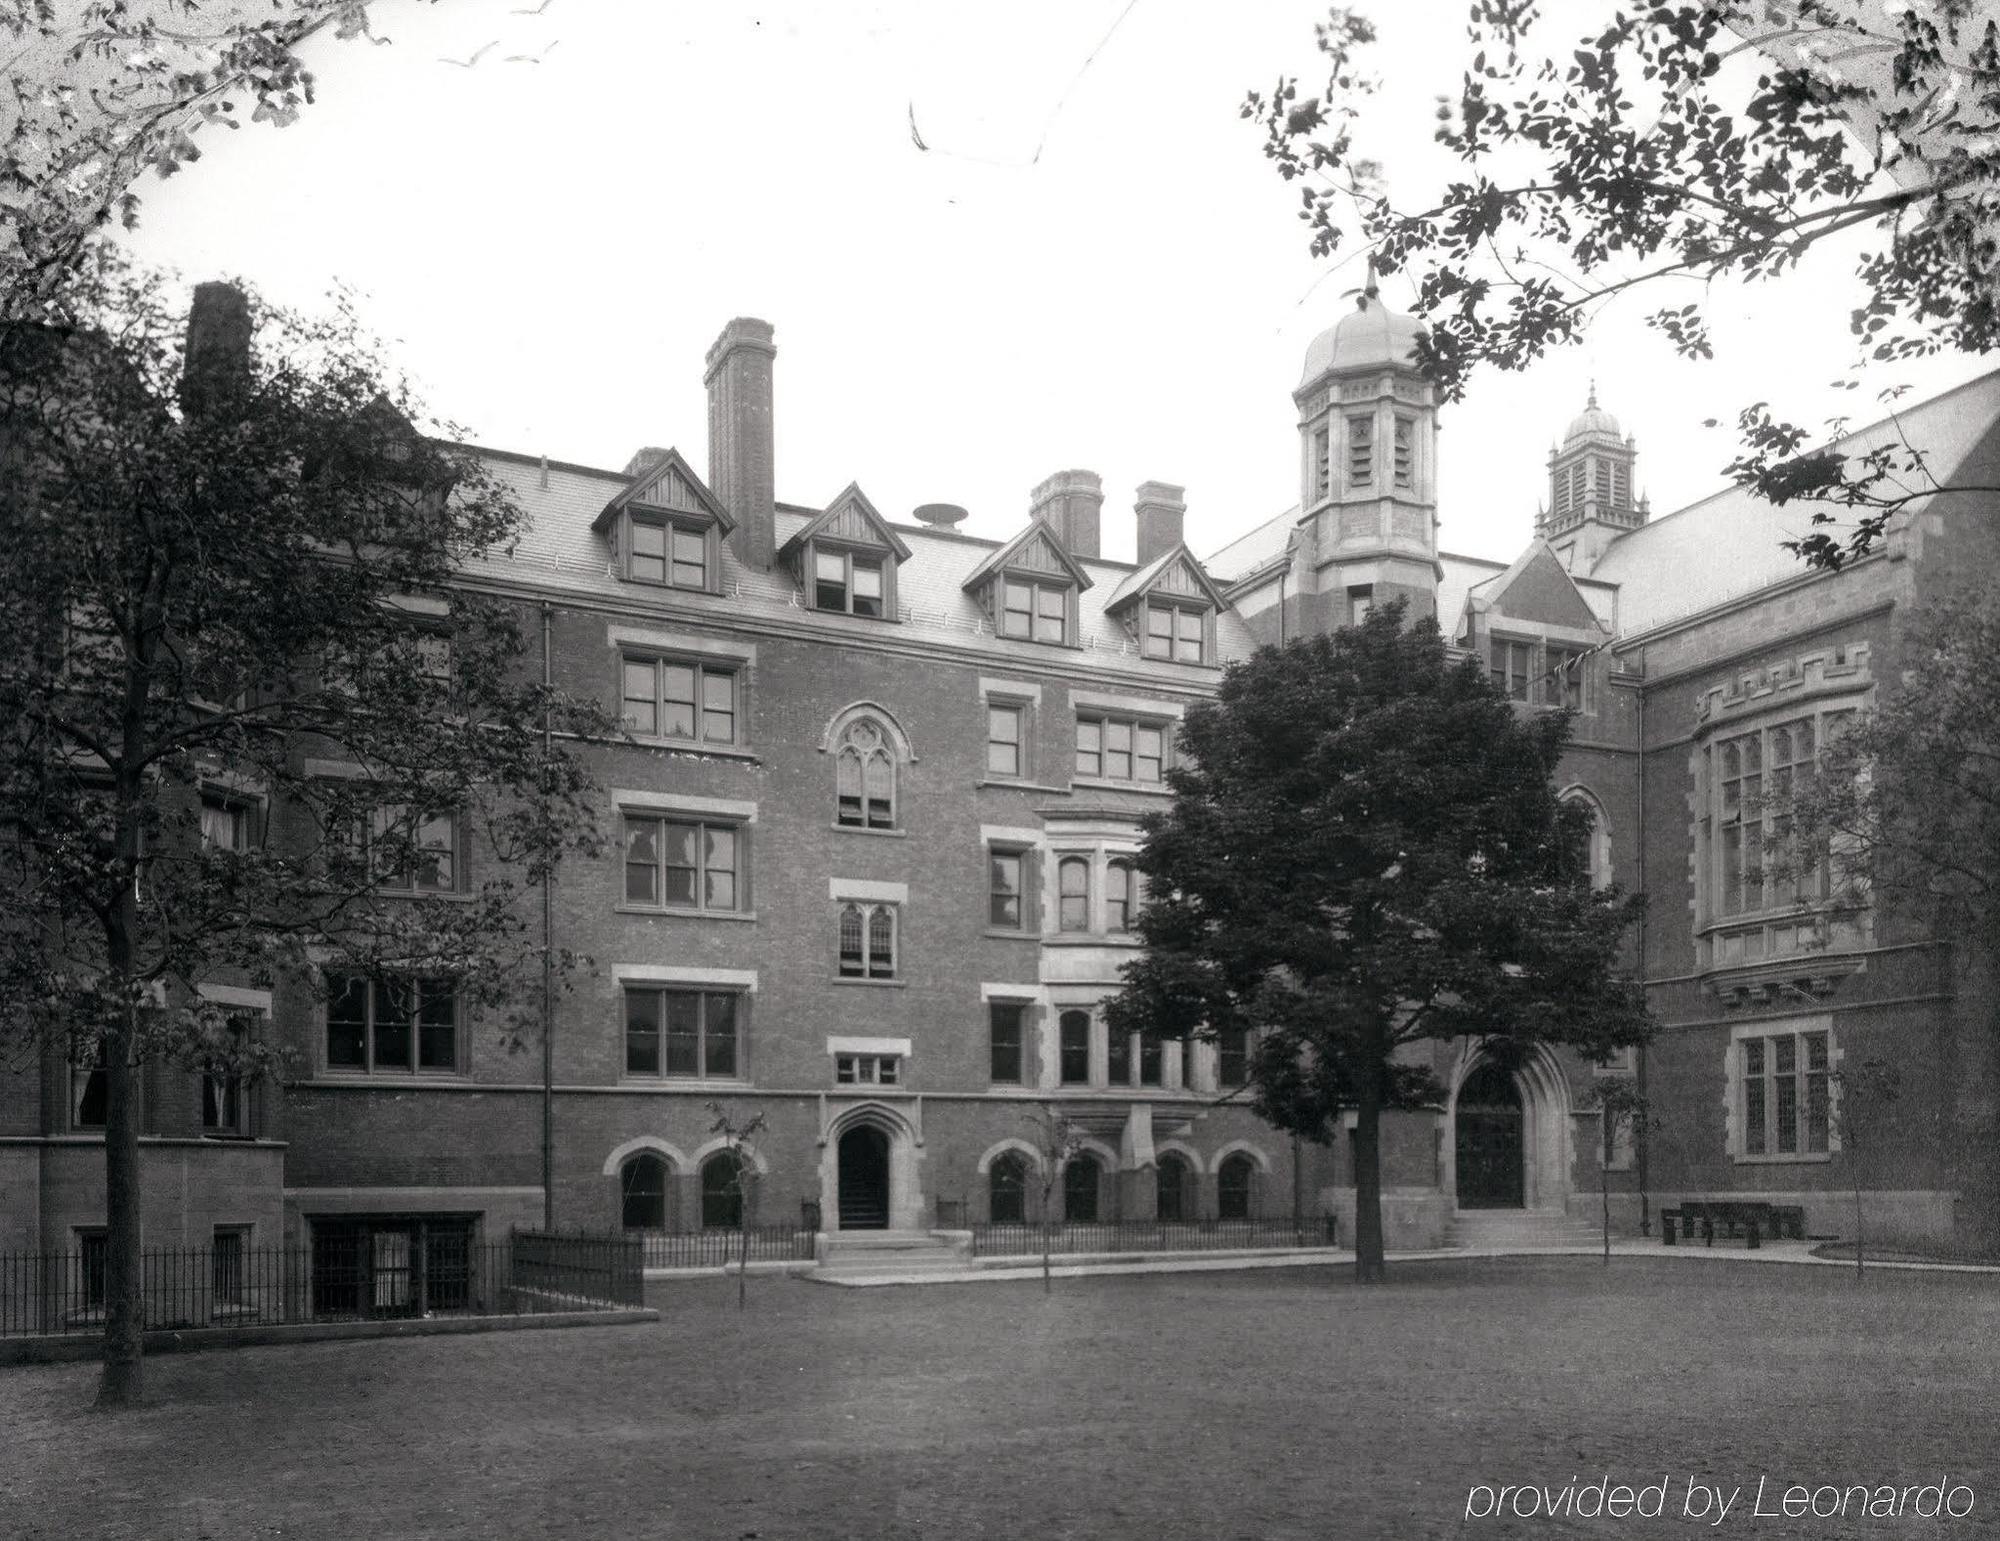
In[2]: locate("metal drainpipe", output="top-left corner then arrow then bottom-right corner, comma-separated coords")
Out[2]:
541,601 -> 556,1232
1635,676 -> 1651,1237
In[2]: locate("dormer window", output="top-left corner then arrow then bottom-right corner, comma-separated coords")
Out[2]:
814,547 -> 886,617
630,514 -> 710,590
1002,578 -> 1071,645
593,448 -> 735,596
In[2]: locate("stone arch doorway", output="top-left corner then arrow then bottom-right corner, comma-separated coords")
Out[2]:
1455,1060 -> 1526,1209
837,1125 -> 891,1230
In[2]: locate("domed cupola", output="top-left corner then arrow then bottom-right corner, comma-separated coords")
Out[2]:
1300,282 -> 1427,384
1538,383 -> 1646,572
1288,263 -> 1440,629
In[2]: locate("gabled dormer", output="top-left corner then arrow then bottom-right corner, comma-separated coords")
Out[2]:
777,483 -> 912,620
1465,540 -> 1611,712
1103,545 -> 1229,665
962,519 -> 1094,646
591,447 -> 735,594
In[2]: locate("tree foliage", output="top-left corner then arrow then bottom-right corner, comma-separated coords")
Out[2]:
2,1 -> 436,315
1787,593 -> 2000,935
0,248 -> 616,1402
1247,2 -> 2000,568
1105,603 -> 1651,1281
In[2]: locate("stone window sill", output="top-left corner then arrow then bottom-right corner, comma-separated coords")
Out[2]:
831,977 -> 906,988
614,905 -> 758,922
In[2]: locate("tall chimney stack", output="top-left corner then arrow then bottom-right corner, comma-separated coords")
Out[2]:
704,318 -> 777,570
1029,469 -> 1103,559
1134,481 -> 1187,567
181,281 -> 251,418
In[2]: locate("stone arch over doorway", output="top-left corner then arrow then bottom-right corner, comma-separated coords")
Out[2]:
820,1101 -> 925,1232
1444,1043 -> 1575,1214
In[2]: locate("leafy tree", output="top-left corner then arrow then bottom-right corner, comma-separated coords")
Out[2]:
0,249 -> 614,1405
1583,1076 -> 1651,1265
3,2 -> 446,314
1247,2 -> 2000,569
1827,1058 -> 1902,1276
1787,593 -> 2000,935
1105,602 -> 1651,1283
704,1102 -> 767,1311
1020,1103 -> 1087,1295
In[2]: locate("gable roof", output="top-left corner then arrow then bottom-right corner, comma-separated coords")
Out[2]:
1103,544 -> 1230,614
1467,541 -> 1608,634
776,482 -> 913,564
960,518 -> 1095,594
589,447 -> 734,536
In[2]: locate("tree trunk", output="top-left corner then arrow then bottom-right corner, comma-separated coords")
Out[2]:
96,1007 -> 143,1408
1353,1082 -> 1385,1284
1601,1112 -> 1612,1266
1853,1173 -> 1866,1280
737,1205 -> 748,1310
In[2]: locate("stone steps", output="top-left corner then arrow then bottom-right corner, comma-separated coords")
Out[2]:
815,1231 -> 968,1276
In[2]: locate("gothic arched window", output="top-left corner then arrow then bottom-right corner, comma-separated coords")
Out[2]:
835,718 -> 897,829
1217,1153 -> 1256,1221
701,1151 -> 746,1230
989,1152 -> 1028,1226
620,1151 -> 669,1231
1156,1153 -> 1193,1223
1063,1153 -> 1101,1224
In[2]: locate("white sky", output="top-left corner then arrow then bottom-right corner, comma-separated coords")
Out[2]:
116,0 -> 1992,567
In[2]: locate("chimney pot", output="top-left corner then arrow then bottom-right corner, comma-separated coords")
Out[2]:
622,446 -> 672,478
1134,480 -> 1187,567
1029,469 -> 1103,559
912,502 -> 968,528
704,318 -> 777,570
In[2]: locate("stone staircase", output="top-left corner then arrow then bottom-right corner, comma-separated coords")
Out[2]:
1446,1209 -> 1606,1251
812,1231 -> 970,1282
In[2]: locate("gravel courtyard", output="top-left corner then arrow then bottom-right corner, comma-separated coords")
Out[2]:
1,1257 -> 1995,1541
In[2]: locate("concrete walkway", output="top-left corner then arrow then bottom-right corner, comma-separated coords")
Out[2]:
807,1236 -> 2000,1287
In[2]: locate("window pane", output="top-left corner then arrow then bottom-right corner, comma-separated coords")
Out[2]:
704,825 -> 737,910
1059,858 -> 1089,932
1106,862 -> 1131,931
1145,606 -> 1173,657
625,990 -> 661,1075
664,992 -> 700,1075
701,669 -> 735,743
868,907 -> 895,976
990,1003 -> 1024,1083
414,813 -> 455,892
852,559 -> 884,618
625,817 -> 659,904
987,706 -> 1020,776
704,994 -> 737,1077
864,752 -> 893,828
1002,581 -> 1032,637
990,851 -> 1022,928
372,980 -> 413,1070
670,526 -> 707,587
1139,1035 -> 1163,1086
815,549 -> 847,610
1744,1040 -> 1767,1154
1075,719 -> 1101,777
630,520 -> 666,581
1175,608 -> 1203,663
1105,720 -> 1132,779
1108,1029 -> 1131,1085
621,660 -> 657,735
327,975 -> 368,1067
1034,585 -> 1066,643
1060,1011 -> 1091,1084
417,982 -> 456,1070
1218,1027 -> 1248,1087
1135,726 -> 1163,782
660,665 -> 696,738
839,904 -> 864,975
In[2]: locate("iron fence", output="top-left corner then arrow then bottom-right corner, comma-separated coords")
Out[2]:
629,1226 -> 818,1270
0,1230 -> 640,1340
969,1216 -> 1338,1258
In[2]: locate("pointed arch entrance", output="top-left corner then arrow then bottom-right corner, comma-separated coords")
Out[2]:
837,1125 -> 891,1230
1454,1061 -> 1525,1208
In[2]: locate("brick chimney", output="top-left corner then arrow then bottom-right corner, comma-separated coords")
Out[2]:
704,318 -> 777,570
1134,481 -> 1187,566
1029,469 -> 1103,559
181,281 -> 251,418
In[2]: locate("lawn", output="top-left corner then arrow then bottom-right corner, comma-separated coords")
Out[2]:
0,1258 -> 1995,1540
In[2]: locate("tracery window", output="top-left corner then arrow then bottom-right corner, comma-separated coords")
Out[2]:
834,718 -> 896,829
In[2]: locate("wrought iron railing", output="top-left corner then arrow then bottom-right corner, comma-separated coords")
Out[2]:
969,1216 -> 1338,1258
0,1230 -> 641,1340
629,1226 -> 819,1270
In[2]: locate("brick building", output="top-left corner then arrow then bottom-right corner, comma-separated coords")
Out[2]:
8,282 -> 1999,1281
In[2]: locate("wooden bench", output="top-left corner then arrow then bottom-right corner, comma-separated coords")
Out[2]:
1659,1200 -> 1806,1247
